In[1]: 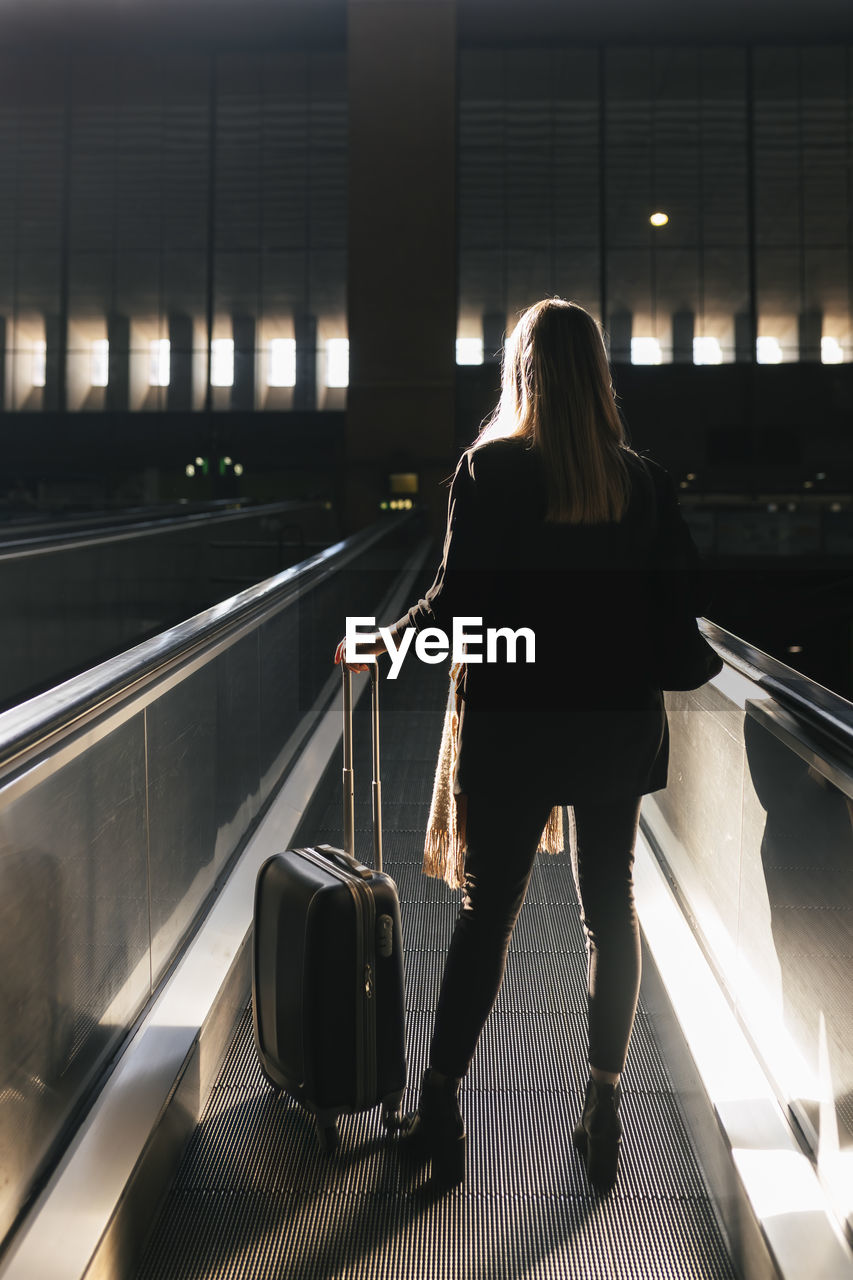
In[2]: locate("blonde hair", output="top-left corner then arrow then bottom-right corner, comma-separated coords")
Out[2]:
476,298 -> 632,524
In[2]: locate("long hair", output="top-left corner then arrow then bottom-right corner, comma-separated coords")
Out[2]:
476,298 -> 632,524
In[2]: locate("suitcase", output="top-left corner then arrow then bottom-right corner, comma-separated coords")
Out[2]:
251,663 -> 406,1152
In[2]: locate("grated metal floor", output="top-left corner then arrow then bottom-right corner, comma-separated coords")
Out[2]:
135,643 -> 737,1280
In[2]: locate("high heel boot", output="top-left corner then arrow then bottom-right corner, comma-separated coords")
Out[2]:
572,1076 -> 622,1193
397,1068 -> 467,1187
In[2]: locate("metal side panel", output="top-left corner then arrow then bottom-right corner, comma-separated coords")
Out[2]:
134,655 -> 738,1280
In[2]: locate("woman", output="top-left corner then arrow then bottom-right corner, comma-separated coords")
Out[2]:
336,298 -> 707,1193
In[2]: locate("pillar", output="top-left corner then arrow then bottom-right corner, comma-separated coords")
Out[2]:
483,312 -> 506,364
607,310 -> 632,363
231,314 -> 256,411
43,314 -> 64,411
798,310 -> 822,363
106,313 -> 130,412
672,310 -> 695,365
167,313 -> 194,411
346,0 -> 457,533
734,312 -> 754,364
293,314 -> 317,411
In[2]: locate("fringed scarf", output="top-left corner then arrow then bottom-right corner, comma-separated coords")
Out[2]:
423,663 -> 565,890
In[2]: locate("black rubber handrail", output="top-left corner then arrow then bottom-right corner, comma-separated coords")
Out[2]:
0,513 -> 416,771
700,617 -> 853,754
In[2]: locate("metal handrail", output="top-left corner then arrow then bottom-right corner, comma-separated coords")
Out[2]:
0,514 -> 415,775
0,499 -> 325,562
700,617 -> 853,752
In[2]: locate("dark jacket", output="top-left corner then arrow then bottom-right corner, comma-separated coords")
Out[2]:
389,439 -> 703,802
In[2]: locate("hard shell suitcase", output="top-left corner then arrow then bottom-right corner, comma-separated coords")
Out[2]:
251,664 -> 406,1152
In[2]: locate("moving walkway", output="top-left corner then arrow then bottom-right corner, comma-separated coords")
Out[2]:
1,512 -> 851,1279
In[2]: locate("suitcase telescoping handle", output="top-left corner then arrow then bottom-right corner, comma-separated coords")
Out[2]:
341,663 -> 383,872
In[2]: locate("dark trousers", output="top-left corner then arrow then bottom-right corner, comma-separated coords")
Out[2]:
428,790 -> 643,1079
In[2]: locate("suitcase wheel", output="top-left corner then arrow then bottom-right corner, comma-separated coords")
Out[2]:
381,1102 -> 402,1133
316,1118 -> 340,1154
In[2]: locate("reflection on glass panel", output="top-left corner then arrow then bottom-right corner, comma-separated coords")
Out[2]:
742,712 -> 853,1164
644,677 -> 853,1228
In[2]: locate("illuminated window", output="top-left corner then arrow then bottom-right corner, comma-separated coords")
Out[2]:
821,337 -> 844,365
149,339 -> 170,387
268,338 -> 296,387
693,337 -> 722,365
631,337 -> 662,366
211,338 -> 234,387
456,338 -> 484,365
325,338 -> 349,388
756,336 -> 783,365
32,341 -> 46,388
91,339 -> 109,387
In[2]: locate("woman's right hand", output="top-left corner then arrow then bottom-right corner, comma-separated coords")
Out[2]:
334,634 -> 386,673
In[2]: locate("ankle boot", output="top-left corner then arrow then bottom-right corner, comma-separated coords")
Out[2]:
397,1067 -> 467,1186
572,1076 -> 622,1193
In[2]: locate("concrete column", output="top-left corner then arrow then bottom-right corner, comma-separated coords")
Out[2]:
43,315 -> 64,411
346,0 -> 457,533
798,310 -> 822,363
167,313 -> 193,411
607,310 -> 632,363
483,312 -> 506,364
231,314 -> 256,411
106,314 -> 130,412
672,310 -> 695,365
734,312 -> 754,363
293,314 -> 317,411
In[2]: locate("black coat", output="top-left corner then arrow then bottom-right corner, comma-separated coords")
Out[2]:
388,439 -> 703,803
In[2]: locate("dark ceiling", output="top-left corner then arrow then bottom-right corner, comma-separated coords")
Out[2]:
2,0 -> 853,50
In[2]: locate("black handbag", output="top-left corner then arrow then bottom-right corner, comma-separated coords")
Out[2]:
642,456 -> 723,692
654,605 -> 723,691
